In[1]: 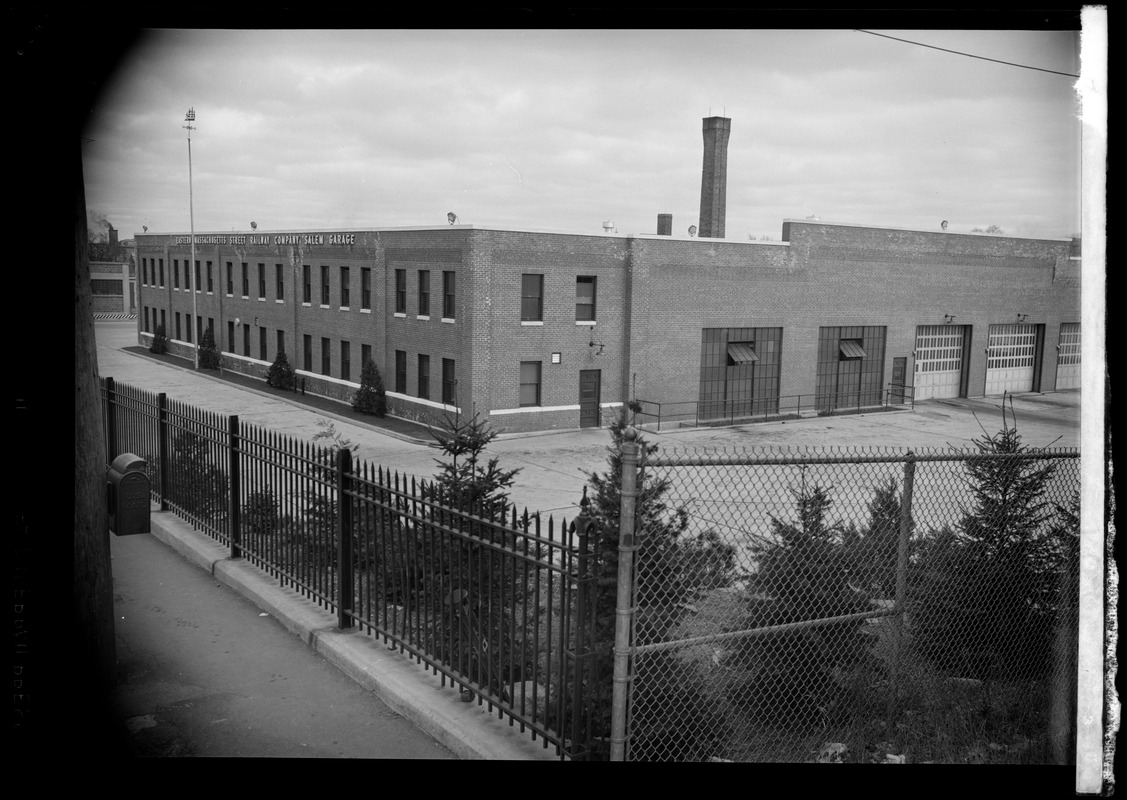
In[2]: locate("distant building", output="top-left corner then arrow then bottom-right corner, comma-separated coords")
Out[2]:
90,225 -> 137,315
133,119 -> 1080,432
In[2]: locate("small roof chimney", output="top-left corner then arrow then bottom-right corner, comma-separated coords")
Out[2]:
108,224 -> 119,246
657,214 -> 673,236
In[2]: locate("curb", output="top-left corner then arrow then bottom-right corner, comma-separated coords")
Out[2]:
147,509 -> 559,761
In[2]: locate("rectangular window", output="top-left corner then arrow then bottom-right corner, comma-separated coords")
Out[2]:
275,263 -> 284,300
442,358 -> 456,405
443,271 -> 456,319
175,312 -> 181,340
258,263 -> 266,299
141,258 -> 148,286
303,334 -> 313,371
576,276 -> 596,321
361,267 -> 372,310
395,269 -> 407,313
144,307 -> 149,332
226,262 -> 233,295
207,261 -> 214,293
158,259 -> 165,287
228,320 -> 235,353
340,266 -> 350,307
361,343 -> 372,367
195,260 -> 201,292
519,361 -> 542,406
321,265 -> 330,306
341,340 -> 351,382
241,263 -> 249,297
417,354 -> 430,399
196,316 -> 203,345
243,323 -> 251,357
160,309 -> 166,331
303,265 -> 311,304
207,318 -> 214,337
521,274 -> 543,321
259,326 -> 267,360
173,259 -> 180,289
321,337 -> 331,375
418,270 -> 430,316
395,350 -> 407,393
91,279 -> 124,295
277,329 -> 285,356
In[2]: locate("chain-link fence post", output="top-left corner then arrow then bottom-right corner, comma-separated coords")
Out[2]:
609,427 -> 640,762
886,450 -> 916,724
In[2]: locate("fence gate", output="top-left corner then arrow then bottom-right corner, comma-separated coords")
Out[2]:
611,440 -> 1080,764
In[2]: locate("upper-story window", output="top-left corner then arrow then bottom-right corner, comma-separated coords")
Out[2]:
340,266 -> 350,307
303,265 -> 311,304
418,270 -> 430,316
320,265 -> 330,306
576,276 -> 596,321
258,263 -> 266,299
361,267 -> 372,310
521,274 -> 543,321
443,271 -> 456,319
275,264 -> 284,300
395,269 -> 407,314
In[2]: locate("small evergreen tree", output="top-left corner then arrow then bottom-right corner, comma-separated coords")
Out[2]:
845,477 -> 914,597
351,358 -> 387,417
910,400 -> 1064,681
266,350 -> 296,390
198,326 -> 221,369
150,323 -> 168,355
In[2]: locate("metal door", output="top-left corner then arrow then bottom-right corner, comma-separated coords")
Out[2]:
579,369 -> 601,428
985,324 -> 1037,395
914,325 -> 964,400
891,357 -> 906,403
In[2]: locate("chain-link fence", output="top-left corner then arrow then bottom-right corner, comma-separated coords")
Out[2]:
618,439 -> 1080,764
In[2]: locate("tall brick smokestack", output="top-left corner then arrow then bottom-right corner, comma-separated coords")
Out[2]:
698,116 -> 731,238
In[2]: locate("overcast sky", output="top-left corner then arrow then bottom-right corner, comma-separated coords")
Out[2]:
80,27 -> 1084,242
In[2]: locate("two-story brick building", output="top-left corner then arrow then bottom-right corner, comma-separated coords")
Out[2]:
133,117 -> 1079,433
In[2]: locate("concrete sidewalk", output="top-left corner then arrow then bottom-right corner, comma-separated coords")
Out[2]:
109,509 -> 560,760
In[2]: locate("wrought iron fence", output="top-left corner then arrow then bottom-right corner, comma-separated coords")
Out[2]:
614,439 -> 1080,764
99,376 -> 597,758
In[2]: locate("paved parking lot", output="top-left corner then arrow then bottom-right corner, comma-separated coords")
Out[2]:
93,319 -> 1082,520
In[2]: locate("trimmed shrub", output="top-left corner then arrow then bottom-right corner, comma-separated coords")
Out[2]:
351,358 -> 387,416
266,350 -> 296,390
150,323 -> 168,355
198,326 -> 221,369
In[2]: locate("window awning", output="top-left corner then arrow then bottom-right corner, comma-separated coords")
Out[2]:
727,342 -> 759,363
839,340 -> 867,359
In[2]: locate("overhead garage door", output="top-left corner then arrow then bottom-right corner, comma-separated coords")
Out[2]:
985,324 -> 1037,395
1055,322 -> 1080,390
914,325 -> 964,400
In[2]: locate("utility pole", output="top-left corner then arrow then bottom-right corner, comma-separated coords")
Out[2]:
185,107 -> 199,369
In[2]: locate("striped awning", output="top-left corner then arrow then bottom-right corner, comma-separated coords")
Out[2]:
727,342 -> 759,363
839,340 -> 867,359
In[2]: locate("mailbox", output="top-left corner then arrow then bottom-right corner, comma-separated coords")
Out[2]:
106,453 -> 151,536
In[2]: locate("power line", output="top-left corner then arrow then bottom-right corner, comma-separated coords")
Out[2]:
855,29 -> 1080,78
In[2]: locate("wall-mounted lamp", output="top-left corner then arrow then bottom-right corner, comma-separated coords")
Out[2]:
944,314 -> 956,324
254,316 -> 258,326
1016,313 -> 1028,323
589,338 -> 605,357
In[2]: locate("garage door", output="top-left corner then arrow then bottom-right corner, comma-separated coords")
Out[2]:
985,324 -> 1036,395
1055,322 -> 1080,390
914,325 -> 964,400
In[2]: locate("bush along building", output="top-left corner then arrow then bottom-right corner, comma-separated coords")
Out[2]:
134,118 -> 1080,433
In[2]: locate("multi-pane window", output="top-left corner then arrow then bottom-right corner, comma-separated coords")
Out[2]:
207,261 -> 214,292
303,265 -> 312,304
699,328 -> 783,420
158,259 -> 164,287
519,361 -> 541,406
915,326 -> 964,373
576,276 -> 596,321
320,266 -> 330,306
321,337 -> 331,375
340,266 -> 350,307
395,350 -> 407,393
228,321 -> 235,353
443,271 -> 456,319
259,326 -> 267,361
173,259 -> 180,289
258,263 -> 266,299
241,263 -> 249,297
361,343 -> 372,368
521,274 -> 543,321
361,268 -> 372,310
340,341 -> 351,382
91,279 -> 123,295
815,326 -> 886,411
277,329 -> 285,356
418,270 -> 430,316
1058,322 -> 1081,366
141,258 -> 148,285
303,334 -> 313,372
275,264 -> 284,300
442,359 -> 456,405
987,324 -> 1037,369
226,262 -> 233,295
395,269 -> 407,313
417,354 -> 430,399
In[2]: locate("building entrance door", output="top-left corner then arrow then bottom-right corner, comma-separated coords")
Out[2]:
579,369 -> 601,428
891,357 -> 906,403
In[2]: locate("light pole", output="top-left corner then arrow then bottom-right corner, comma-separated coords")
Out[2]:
184,107 -> 199,369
